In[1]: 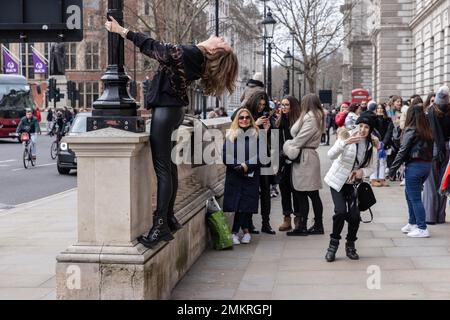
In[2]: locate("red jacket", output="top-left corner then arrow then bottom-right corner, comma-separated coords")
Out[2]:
335,111 -> 347,127
35,109 -> 41,122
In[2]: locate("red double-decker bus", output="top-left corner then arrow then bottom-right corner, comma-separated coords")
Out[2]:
0,75 -> 35,142
351,88 -> 371,104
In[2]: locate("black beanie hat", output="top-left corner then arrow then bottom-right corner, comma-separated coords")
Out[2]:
355,111 -> 377,129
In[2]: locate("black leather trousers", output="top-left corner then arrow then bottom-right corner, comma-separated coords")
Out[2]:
150,106 -> 185,221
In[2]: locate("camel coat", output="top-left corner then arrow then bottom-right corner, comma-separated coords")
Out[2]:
283,111 -> 323,191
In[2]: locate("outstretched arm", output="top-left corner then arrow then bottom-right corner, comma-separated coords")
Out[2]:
105,16 -> 178,65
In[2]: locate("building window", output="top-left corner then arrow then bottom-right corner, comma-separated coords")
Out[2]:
20,43 -> 35,79
85,42 -> 100,70
78,81 -> 101,108
65,43 -> 77,70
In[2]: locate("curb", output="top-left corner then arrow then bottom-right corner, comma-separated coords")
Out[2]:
0,188 -> 77,217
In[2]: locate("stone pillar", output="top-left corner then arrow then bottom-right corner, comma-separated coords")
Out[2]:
414,31 -> 424,95
56,127 -> 153,299
443,25 -> 450,84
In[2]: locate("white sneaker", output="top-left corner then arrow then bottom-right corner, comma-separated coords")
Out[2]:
400,179 -> 405,186
232,234 -> 241,245
241,233 -> 251,244
407,228 -> 430,238
401,223 -> 417,234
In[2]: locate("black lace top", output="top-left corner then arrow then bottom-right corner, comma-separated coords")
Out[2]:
126,31 -> 206,108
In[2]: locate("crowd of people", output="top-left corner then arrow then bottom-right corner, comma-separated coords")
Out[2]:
222,72 -> 450,262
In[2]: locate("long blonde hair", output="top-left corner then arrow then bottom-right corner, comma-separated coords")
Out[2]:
199,48 -> 239,97
227,108 -> 259,142
298,94 -> 325,131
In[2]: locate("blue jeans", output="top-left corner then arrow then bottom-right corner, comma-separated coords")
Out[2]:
405,161 -> 432,230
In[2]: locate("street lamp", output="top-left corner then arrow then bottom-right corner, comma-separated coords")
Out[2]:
259,0 -> 270,90
290,30 -> 296,98
284,48 -> 293,95
87,0 -> 144,132
262,7 -> 276,98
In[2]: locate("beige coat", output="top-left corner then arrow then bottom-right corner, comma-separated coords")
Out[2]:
283,111 -> 323,191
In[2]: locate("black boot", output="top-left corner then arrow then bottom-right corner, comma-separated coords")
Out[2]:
138,215 -> 174,249
261,222 -> 276,235
287,216 -> 308,236
325,239 -> 339,262
167,213 -> 182,233
307,219 -> 324,235
345,241 -> 359,260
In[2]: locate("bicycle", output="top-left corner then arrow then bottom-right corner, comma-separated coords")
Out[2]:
50,124 -> 68,160
21,132 -> 35,169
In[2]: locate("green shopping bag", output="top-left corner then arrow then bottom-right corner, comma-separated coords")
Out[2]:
206,197 -> 233,250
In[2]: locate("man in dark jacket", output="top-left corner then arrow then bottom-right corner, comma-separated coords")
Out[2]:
16,109 -> 41,160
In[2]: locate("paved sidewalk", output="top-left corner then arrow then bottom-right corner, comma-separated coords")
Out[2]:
171,146 -> 450,300
0,190 -> 77,299
1,144 -> 450,299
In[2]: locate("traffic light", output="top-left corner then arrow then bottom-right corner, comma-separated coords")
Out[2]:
54,88 -> 61,102
48,78 -> 57,100
67,81 -> 76,101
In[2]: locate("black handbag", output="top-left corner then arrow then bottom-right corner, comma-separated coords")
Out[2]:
353,182 -> 377,223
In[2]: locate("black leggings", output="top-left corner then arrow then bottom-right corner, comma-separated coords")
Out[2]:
150,106 -> 185,219
293,190 -> 323,221
330,185 -> 360,242
279,164 -> 299,215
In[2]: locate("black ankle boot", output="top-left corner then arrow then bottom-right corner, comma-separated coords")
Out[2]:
345,241 -> 359,260
325,239 -> 339,262
307,219 -> 324,235
167,213 -> 182,232
138,216 -> 174,249
261,222 -> 276,235
287,216 -> 308,236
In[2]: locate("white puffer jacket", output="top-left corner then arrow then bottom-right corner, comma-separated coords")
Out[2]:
324,128 -> 378,192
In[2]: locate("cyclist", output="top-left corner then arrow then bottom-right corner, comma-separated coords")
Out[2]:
51,110 -> 67,142
16,108 -> 41,160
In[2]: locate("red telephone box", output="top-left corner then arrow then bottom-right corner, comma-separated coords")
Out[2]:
351,88 -> 371,104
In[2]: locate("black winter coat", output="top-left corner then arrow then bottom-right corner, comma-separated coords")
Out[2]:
374,116 -> 394,148
222,132 -> 261,213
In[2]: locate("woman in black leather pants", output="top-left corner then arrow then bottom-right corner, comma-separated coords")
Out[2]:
106,17 -> 238,248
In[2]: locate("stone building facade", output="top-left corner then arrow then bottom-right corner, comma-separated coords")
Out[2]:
343,0 -> 450,103
341,0 -> 374,100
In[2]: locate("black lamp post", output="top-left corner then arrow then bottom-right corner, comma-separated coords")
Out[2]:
262,8 -> 276,98
87,0 -> 144,132
290,30 -> 296,98
259,0 -> 270,90
284,48 -> 293,96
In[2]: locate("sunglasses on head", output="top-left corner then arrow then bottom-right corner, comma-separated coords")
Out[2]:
239,115 -> 251,120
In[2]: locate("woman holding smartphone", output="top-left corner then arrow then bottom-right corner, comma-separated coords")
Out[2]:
324,111 -> 378,262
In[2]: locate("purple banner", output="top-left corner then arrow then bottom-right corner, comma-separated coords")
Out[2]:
32,49 -> 47,74
2,49 -> 19,74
